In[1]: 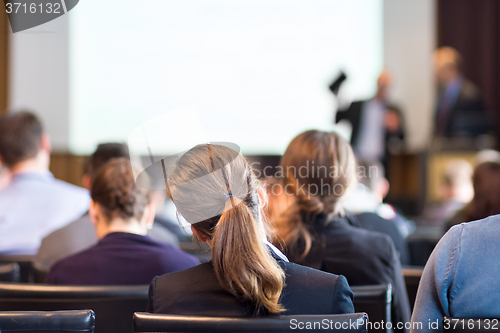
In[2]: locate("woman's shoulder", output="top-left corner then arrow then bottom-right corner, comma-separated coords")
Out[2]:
280,260 -> 349,292
155,262 -> 214,285
323,218 -> 395,257
279,261 -> 354,315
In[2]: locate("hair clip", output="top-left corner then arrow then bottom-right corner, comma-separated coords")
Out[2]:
224,192 -> 235,199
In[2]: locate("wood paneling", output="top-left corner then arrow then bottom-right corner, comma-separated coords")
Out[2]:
49,153 -> 87,187
0,6 -> 9,113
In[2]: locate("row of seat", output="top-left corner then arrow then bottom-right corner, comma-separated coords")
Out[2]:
0,310 -> 369,333
0,282 -> 389,333
1,310 -> 497,333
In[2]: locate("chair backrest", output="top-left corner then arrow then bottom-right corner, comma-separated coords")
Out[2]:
133,312 -> 368,333
0,283 -> 148,333
0,309 -> 95,333
402,266 -> 423,311
0,263 -> 20,282
351,284 -> 391,333
443,317 -> 500,333
0,255 -> 35,282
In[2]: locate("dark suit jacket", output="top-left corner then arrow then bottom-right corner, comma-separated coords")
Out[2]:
354,212 -> 410,266
283,214 -> 411,333
336,100 -> 364,148
45,232 -> 199,285
335,100 -> 405,157
435,79 -> 490,137
148,250 -> 354,316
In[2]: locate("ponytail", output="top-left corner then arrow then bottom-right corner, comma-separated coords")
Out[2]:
168,143 -> 287,314
210,197 -> 285,314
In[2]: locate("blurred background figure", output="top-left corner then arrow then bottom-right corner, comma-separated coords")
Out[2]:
445,161 -> 500,231
36,142 -> 180,272
419,159 -> 473,228
0,112 -> 90,255
433,46 -> 490,138
45,158 -> 198,285
343,159 -> 415,238
336,70 -> 406,168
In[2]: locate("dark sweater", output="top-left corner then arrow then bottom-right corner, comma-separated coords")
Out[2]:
46,232 -> 199,285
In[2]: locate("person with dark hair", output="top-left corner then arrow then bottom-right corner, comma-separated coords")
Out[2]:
148,144 -> 354,316
446,161 -> 500,230
0,111 -> 89,254
35,142 -> 179,271
45,158 -> 198,285
273,130 -> 410,332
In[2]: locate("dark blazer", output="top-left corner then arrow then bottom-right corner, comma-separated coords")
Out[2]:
45,232 -> 199,285
335,100 -> 405,156
336,100 -> 364,148
283,214 -> 411,333
354,212 -> 410,266
148,249 -> 354,316
435,79 -> 490,137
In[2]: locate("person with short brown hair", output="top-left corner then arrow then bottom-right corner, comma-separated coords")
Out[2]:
0,111 -> 89,254
45,158 -> 198,285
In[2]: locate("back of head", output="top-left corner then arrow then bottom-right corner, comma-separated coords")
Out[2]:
465,161 -> 500,222
279,130 -> 357,259
167,144 -> 285,314
86,143 -> 130,177
434,46 -> 462,84
0,112 -> 43,168
357,159 -> 385,192
442,160 -> 473,190
91,158 -> 150,223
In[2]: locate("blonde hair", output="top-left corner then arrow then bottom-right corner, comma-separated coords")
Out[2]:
167,144 -> 285,314
278,130 -> 357,260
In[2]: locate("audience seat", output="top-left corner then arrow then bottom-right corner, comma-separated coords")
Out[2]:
0,283 -> 148,333
443,317 -> 500,333
0,309 -> 95,333
0,263 -> 20,282
402,266 -> 423,311
0,255 -> 35,282
351,284 -> 391,333
133,312 -> 368,333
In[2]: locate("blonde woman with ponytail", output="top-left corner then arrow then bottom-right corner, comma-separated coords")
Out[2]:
147,143 -> 354,316
272,130 -> 411,332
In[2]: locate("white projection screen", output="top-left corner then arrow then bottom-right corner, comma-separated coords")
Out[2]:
69,0 -> 383,155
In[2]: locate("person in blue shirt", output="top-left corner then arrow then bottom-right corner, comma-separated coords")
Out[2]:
0,111 -> 89,254
46,158 -> 199,285
411,215 -> 500,333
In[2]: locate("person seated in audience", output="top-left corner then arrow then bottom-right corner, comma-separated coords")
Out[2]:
45,158 -> 198,285
271,130 -> 410,332
345,159 -> 415,237
411,215 -> 500,333
419,159 -> 473,228
445,161 -> 500,230
0,111 -> 89,254
35,143 -> 179,271
147,144 -> 354,316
